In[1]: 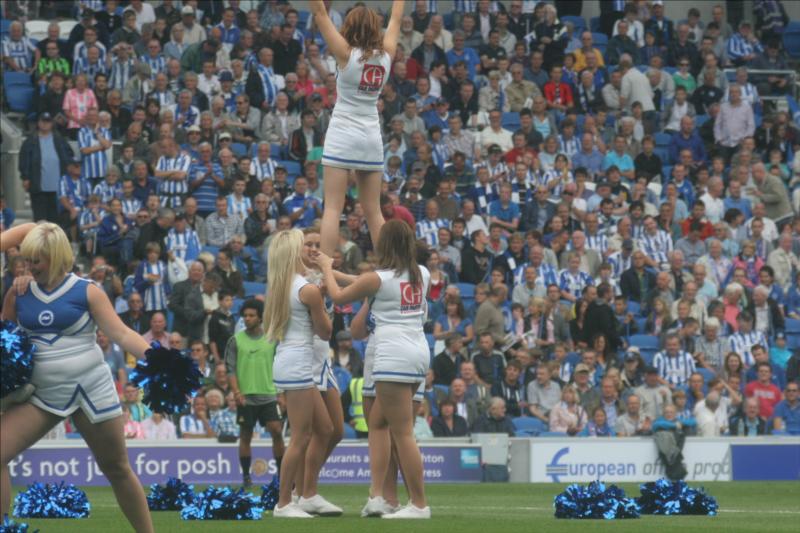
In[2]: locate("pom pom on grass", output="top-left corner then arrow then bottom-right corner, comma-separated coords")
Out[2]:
13,482 -> 90,519
260,477 -> 279,511
0,515 -> 37,532
554,481 -> 640,519
180,486 -> 264,521
637,478 -> 718,516
147,477 -> 196,511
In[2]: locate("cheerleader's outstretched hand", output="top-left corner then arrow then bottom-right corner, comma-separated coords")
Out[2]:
13,274 -> 33,295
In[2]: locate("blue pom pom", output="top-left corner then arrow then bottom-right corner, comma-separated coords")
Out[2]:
637,478 -> 718,516
0,515 -> 37,532
0,321 -> 35,398
259,477 -> 279,511
180,486 -> 264,520
554,481 -> 640,520
129,342 -> 202,414
13,482 -> 90,519
147,477 -> 196,511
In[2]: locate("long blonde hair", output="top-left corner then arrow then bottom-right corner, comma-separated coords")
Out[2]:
19,222 -> 74,286
263,229 -> 305,342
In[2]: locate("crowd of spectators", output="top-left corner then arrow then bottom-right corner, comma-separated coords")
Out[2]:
2,0 -> 800,440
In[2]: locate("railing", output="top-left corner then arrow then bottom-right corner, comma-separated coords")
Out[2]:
723,68 -> 799,103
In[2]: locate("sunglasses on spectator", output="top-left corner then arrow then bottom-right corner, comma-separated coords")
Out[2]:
680,62 -> 689,67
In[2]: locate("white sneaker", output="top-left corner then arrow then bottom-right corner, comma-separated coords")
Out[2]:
381,504 -> 431,519
361,496 -> 388,517
273,502 -> 314,518
298,494 -> 343,516
291,490 -> 299,504
383,501 -> 401,514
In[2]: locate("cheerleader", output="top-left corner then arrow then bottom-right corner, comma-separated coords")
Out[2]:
263,229 -> 332,518
293,229 -> 344,516
311,0 -> 404,255
315,220 -> 430,519
0,223 -> 154,532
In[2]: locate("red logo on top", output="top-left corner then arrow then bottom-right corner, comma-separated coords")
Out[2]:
400,282 -> 423,313
359,64 -> 385,92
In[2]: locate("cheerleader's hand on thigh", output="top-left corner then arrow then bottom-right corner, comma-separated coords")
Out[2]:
0,384 -> 36,412
13,274 -> 33,296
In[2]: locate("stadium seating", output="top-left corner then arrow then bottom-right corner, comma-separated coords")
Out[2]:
501,111 -> 521,130
243,281 -> 264,297
434,384 -> 450,398
270,143 -> 284,159
589,16 -> 600,33
786,319 -> 800,333
629,334 -> 659,350
231,297 -> 244,315
230,142 -> 247,157
278,160 -> 301,178
783,27 -> 800,59
697,367 -> 715,384
565,352 -> 581,367
3,71 -> 34,113
426,333 -> 436,358
57,19 -> 77,38
24,20 -> 49,40
561,15 -> 586,33
512,416 -> 547,437
442,12 -> 455,31
639,349 -> 658,366
626,301 -> 641,316
654,132 -> 672,147
201,245 -> 220,256
694,114 -> 710,127
456,282 -> 476,299
351,339 -> 366,358
591,33 -> 608,54
343,424 -> 357,439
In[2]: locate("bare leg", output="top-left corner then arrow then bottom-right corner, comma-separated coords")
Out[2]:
376,382 -> 427,508
278,389 -> 323,507
364,395 -> 399,504
320,166 -> 349,257
71,411 -> 154,533
366,392 -> 391,499
301,391 -> 333,498
0,403 -> 63,516
356,170 -> 385,249
303,388 -> 344,497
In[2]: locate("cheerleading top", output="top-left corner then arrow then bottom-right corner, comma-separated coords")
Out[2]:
16,273 -> 122,422
280,274 -> 314,347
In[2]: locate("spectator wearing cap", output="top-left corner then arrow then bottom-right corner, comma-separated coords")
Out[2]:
570,363 -> 601,412
57,158 -> 91,240
634,366 -> 673,421
173,5 -> 207,46
19,112 -> 75,224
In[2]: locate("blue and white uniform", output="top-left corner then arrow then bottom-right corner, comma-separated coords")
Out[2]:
16,274 -> 121,423
273,274 -> 317,390
371,266 -> 431,385
322,48 -> 392,171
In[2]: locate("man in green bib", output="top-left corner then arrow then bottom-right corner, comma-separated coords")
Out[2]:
225,299 -> 285,488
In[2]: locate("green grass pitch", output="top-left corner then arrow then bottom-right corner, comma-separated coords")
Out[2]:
12,481 -> 800,532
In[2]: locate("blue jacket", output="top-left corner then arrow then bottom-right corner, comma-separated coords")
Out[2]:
669,131 -> 706,164
18,131 -> 74,193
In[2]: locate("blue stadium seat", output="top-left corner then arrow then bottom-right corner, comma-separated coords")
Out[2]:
634,317 -> 647,334
654,147 -> 670,163
333,366 -> 351,393
352,339 -> 366,358
343,424 -> 358,439
539,431 -> 568,437
434,384 -> 450,398
442,12 -> 455,31
629,334 -> 659,350
561,15 -> 586,33
787,334 -> 800,350
201,245 -> 219,256
591,33 -> 608,54
785,319 -> 800,333
297,10 -> 310,27
243,281 -> 264,297
456,282 -> 476,298
0,19 -> 12,34
512,417 -> 547,437
426,334 -> 436,358
662,165 -> 673,179
230,142 -> 247,157
3,71 -> 34,113
270,143 -> 284,159
501,111 -> 521,130
166,309 -> 174,331
278,160 -> 301,178
639,348 -> 658,366
654,132 -> 672,147
565,352 -> 581,366
627,301 -> 641,315
697,367 -> 715,384
231,298 -> 244,315
783,29 -> 800,59
694,114 -> 709,127
590,17 -> 601,33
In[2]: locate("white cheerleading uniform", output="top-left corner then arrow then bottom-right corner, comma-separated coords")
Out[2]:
321,48 -> 391,171
306,271 -> 339,392
363,310 -> 424,401
371,266 -> 431,385
272,275 -> 316,390
16,274 -> 121,423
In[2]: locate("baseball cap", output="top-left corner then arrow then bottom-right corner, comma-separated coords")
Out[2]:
67,157 -> 81,166
435,97 -> 448,106
643,365 -> 659,375
488,144 -> 503,154
622,238 -> 634,251
181,5 -> 195,16
186,125 -> 201,133
775,331 -> 786,340
38,112 -> 53,121
218,132 -> 232,140
311,92 -> 323,102
412,161 -> 426,173
219,70 -> 233,82
574,363 -> 590,374
596,180 -> 612,189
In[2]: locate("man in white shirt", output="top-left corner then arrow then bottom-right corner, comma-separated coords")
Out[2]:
479,110 -> 513,155
618,55 -> 654,114
175,6 -> 208,46
695,390 -> 725,437
462,199 -> 489,237
699,177 -> 725,223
